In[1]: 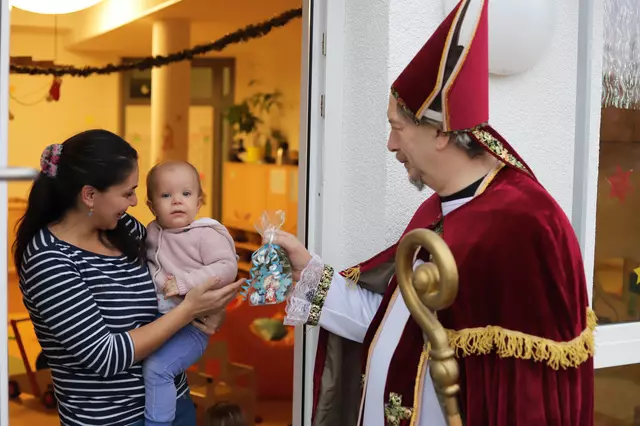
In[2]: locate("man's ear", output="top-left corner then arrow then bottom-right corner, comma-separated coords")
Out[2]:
434,129 -> 451,151
146,199 -> 157,216
80,185 -> 96,210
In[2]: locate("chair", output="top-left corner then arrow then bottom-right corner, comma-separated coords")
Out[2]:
187,341 -> 257,425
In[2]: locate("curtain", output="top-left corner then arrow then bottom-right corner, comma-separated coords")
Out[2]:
602,0 -> 640,109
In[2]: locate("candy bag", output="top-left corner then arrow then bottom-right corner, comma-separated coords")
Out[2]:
243,210 -> 294,306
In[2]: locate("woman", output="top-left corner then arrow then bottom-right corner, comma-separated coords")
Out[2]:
14,130 -> 242,426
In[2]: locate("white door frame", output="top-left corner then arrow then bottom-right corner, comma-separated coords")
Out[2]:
0,1 -> 40,422
293,0 -> 346,424
1,0 -> 12,423
571,0 -> 640,369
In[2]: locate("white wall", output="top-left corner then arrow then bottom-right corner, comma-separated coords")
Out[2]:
321,0 -> 589,271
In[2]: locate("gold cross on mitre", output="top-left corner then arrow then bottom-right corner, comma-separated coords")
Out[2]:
384,392 -> 413,426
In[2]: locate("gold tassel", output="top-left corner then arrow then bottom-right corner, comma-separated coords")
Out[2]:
341,266 -> 361,287
445,308 -> 597,370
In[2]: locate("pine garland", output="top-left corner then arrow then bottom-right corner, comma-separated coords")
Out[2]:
10,7 -> 302,78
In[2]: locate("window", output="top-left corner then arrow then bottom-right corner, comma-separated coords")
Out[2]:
587,0 -> 640,410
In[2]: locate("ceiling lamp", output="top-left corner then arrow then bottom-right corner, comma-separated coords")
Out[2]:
444,0 -> 556,76
10,0 -> 105,14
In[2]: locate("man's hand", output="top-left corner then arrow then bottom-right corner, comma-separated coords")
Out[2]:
163,275 -> 180,299
265,230 -> 312,281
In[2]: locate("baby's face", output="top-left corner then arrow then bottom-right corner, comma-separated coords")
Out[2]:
148,165 -> 201,229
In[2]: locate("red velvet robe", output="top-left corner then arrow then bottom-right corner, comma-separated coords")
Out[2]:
310,127 -> 595,426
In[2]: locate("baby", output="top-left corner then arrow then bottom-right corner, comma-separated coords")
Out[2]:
144,160 -> 238,425
205,401 -> 247,426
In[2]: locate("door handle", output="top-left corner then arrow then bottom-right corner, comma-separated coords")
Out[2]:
0,167 -> 39,181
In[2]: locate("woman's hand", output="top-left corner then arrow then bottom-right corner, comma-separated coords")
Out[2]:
131,278 -> 242,362
182,277 -> 243,320
266,230 -> 312,281
191,311 -> 226,335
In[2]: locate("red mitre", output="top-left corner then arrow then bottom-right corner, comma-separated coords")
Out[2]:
392,0 -> 538,180
391,0 -> 488,132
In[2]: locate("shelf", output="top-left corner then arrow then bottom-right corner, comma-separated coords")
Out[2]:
235,241 -> 260,252
239,261 -> 252,273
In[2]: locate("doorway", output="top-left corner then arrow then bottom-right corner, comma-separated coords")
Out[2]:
120,57 -> 235,224
0,0 -> 326,425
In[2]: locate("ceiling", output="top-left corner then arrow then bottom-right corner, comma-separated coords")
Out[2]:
71,0 -> 302,55
10,0 -> 302,56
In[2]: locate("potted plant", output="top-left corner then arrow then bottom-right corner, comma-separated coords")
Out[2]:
224,80 -> 283,162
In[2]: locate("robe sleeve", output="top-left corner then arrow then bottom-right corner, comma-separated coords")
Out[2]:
284,255 -> 383,343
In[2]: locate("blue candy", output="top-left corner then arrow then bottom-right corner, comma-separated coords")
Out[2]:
243,243 -> 293,306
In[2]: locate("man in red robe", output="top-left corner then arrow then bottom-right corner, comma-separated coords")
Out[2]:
277,0 -> 595,424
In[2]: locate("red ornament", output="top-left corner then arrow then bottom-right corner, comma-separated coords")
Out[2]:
607,165 -> 633,202
46,77 -> 62,102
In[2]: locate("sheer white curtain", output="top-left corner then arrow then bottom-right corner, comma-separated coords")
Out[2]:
602,0 -> 640,109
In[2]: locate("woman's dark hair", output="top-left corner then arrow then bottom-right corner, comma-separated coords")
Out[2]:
13,129 -> 142,271
205,401 -> 247,426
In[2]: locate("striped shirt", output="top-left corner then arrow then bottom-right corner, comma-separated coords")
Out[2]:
18,215 -> 188,426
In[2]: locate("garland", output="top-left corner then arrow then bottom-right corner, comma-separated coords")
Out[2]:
10,7 -> 302,78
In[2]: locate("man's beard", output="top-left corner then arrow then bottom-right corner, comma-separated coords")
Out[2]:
409,176 -> 425,191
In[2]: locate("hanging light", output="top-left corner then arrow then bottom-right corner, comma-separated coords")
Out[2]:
10,0 -> 105,15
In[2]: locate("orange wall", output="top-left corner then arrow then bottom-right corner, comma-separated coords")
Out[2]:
8,30 -> 120,200
7,13 -> 301,402
7,18 -> 302,203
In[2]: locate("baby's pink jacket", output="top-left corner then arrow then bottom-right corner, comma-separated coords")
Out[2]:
146,218 -> 238,313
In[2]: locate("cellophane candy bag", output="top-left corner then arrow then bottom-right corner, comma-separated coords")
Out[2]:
243,210 -> 294,306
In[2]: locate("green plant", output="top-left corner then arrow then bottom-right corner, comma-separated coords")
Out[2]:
224,80 -> 283,136
225,102 -> 260,134
270,129 -> 286,144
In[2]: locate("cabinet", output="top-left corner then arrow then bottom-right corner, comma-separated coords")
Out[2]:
221,162 -> 298,275
222,162 -> 298,234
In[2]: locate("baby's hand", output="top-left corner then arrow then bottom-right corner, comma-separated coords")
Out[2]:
164,275 -> 180,298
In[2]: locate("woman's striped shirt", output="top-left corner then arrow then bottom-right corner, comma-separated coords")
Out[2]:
18,215 -> 188,425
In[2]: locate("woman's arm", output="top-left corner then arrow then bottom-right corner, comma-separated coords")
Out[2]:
22,250 -> 241,375
131,279 -> 239,361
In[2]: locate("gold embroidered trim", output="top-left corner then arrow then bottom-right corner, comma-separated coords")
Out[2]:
385,392 -> 413,426
433,220 -> 444,236
306,265 -> 334,327
445,308 -> 597,370
341,265 -> 361,287
470,128 -> 530,175
409,346 -> 430,426
391,86 -> 489,134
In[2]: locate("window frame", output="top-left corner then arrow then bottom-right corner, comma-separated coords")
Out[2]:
572,0 -> 640,369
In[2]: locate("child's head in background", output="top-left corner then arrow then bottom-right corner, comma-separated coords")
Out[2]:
146,161 -> 204,229
205,401 -> 247,426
